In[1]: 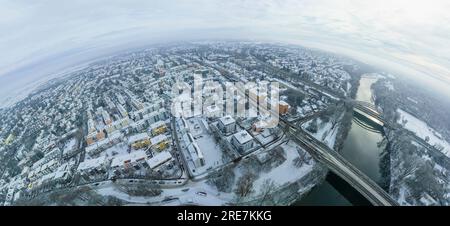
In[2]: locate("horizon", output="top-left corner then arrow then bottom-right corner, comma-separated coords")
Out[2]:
1,0 -> 450,107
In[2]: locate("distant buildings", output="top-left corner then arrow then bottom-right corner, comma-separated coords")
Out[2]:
249,86 -> 268,104
130,98 -> 144,110
86,109 -> 107,146
28,159 -> 60,181
43,147 -> 61,162
86,130 -> 106,146
117,104 -> 128,118
105,117 -> 131,134
0,42 -> 357,206
4,134 -> 14,145
131,99 -> 164,120
62,138 -> 79,159
130,109 -> 167,132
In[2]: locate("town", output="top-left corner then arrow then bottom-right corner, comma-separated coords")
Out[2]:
0,42 -> 448,206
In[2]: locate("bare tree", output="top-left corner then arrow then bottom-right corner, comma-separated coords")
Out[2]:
234,172 -> 256,198
258,179 -> 277,205
124,184 -> 162,197
105,196 -> 124,206
293,156 -> 303,168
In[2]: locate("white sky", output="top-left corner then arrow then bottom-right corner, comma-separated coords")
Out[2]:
1,0 -> 450,106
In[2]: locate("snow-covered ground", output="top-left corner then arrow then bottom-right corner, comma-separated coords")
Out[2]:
397,186 -> 408,205
397,109 -> 450,158
93,137 -> 316,206
389,139 -> 450,206
302,118 -> 339,149
95,180 -> 230,206
252,140 -> 313,190
184,117 -> 224,175
101,142 -> 129,158
252,129 -> 276,146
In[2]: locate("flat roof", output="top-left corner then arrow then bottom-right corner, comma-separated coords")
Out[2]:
233,130 -> 253,144
147,151 -> 172,169
110,150 -> 147,168
187,141 -> 203,160
77,155 -> 107,171
128,133 -> 150,144
150,134 -> 167,145
150,121 -> 166,129
219,115 -> 235,126
279,100 -> 289,106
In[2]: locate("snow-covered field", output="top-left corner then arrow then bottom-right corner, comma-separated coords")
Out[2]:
252,141 -> 313,189
302,118 -> 339,149
95,180 -> 230,206
397,109 -> 450,158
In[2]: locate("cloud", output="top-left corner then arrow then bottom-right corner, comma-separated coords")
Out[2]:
0,0 -> 450,105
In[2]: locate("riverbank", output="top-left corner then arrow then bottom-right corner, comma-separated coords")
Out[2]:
295,74 -> 390,205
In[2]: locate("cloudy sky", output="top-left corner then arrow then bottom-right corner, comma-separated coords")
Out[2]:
1,0 -> 450,106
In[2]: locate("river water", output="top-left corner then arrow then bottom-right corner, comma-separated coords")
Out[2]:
296,75 -> 386,206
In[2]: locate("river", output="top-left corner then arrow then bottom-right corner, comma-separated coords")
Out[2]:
296,75 -> 387,206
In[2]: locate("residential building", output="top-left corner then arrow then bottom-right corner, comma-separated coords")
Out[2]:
150,134 -> 169,151
128,133 -> 150,149
150,121 -> 167,136
217,115 -> 236,135
231,130 -> 254,153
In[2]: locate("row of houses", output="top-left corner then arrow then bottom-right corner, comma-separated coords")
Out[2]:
130,108 -> 168,132
77,150 -> 173,179
177,117 -> 205,168
28,163 -> 73,191
26,159 -> 60,182
104,117 -> 131,134
130,99 -> 164,121
128,132 -> 169,151
85,131 -> 124,157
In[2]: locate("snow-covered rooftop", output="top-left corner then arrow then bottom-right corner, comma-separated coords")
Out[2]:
150,121 -> 166,129
110,150 -> 147,168
146,151 -> 172,169
63,138 -> 77,154
279,100 -> 289,106
77,155 -> 107,171
219,115 -> 235,126
150,134 -> 168,145
128,133 -> 149,144
232,130 -> 253,144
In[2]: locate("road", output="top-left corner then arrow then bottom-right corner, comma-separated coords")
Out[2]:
281,118 -> 398,206
212,56 -> 398,205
